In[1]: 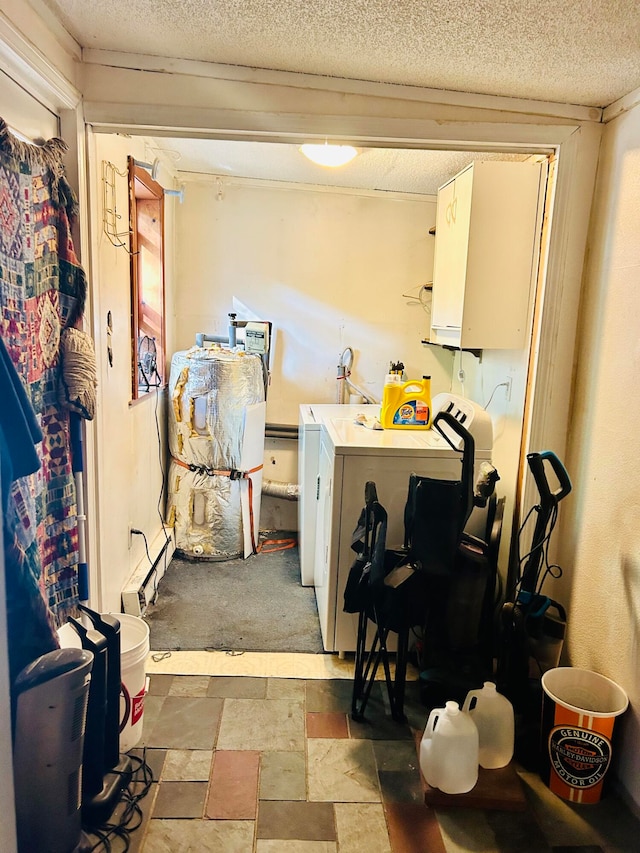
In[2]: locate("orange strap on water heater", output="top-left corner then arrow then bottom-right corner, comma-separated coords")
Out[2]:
171,457 -> 264,554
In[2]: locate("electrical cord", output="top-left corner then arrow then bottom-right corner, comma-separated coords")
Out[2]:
514,504 -> 540,580
128,387 -> 174,611
131,527 -> 159,605
536,503 -> 563,593
154,386 -> 173,603
513,501 -> 563,600
483,381 -> 510,410
154,386 -> 172,549
402,283 -> 432,316
82,749 -> 154,852
131,528 -> 152,565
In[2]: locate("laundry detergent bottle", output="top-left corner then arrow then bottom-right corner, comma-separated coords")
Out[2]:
462,681 -> 514,769
380,375 -> 432,429
419,701 -> 479,794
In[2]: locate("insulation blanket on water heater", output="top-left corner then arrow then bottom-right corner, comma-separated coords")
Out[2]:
167,347 -> 266,559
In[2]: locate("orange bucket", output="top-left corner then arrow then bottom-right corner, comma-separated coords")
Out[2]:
540,667 -> 628,804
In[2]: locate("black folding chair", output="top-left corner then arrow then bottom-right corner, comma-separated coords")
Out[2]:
346,412 -> 477,722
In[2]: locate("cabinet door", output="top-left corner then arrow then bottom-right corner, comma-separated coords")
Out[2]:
431,167 -> 474,334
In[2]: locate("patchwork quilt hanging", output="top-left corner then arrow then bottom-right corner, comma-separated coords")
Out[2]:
0,117 -> 87,629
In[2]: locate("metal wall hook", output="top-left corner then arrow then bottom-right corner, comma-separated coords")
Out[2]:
101,160 -> 132,250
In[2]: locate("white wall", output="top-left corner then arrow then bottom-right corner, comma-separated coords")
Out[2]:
560,101 -> 640,810
450,347 -> 530,574
174,176 -> 451,421
87,132 -> 177,611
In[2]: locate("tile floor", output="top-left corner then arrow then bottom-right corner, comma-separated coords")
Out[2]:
91,652 -> 640,852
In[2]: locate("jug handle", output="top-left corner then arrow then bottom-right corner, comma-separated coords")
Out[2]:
425,706 -> 444,737
462,691 -> 479,713
402,380 -> 425,393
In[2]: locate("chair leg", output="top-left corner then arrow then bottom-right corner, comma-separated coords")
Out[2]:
351,611 -> 368,719
352,611 -> 383,720
353,623 -> 406,723
352,624 -> 384,720
391,626 -> 409,723
351,607 -> 410,724
378,625 -> 397,711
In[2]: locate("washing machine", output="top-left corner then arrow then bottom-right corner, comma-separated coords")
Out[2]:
299,393 -> 494,654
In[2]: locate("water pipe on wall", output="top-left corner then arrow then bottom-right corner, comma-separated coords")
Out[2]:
195,313 -> 246,348
336,347 -> 378,405
195,332 -> 228,347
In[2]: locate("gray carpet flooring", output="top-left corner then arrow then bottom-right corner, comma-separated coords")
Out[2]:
144,539 -> 324,653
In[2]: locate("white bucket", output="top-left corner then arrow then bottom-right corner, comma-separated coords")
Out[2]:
115,613 -> 150,752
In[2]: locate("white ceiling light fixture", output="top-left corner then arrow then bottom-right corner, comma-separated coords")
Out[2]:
300,143 -> 358,167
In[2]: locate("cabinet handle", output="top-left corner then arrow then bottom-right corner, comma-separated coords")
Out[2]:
316,475 -> 320,500
445,196 -> 457,224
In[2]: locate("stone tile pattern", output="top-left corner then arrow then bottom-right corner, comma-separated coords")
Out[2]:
128,674 -> 640,853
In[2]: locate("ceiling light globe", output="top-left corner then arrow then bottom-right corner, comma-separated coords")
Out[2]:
300,144 -> 358,167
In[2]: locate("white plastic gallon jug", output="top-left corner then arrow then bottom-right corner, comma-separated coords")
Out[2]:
462,681 -> 514,769
419,700 -> 479,794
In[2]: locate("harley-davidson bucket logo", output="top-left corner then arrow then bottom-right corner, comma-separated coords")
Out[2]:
548,726 -> 611,788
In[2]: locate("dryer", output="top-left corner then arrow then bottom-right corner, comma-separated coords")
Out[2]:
299,394 -> 494,654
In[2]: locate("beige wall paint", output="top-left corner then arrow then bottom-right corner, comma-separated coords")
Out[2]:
174,177 -> 450,422
450,346 -> 530,578
560,102 -> 640,810
87,132 -> 178,611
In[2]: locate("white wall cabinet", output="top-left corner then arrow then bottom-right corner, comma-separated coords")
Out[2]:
430,160 -> 544,350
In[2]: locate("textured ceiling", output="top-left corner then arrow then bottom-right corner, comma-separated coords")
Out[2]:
39,0 -> 640,192
43,0 -> 640,108
148,138 -> 529,195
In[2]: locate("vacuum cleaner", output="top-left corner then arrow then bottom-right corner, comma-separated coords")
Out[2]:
417,486 -> 504,708
497,450 -> 572,764
68,606 -> 133,826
